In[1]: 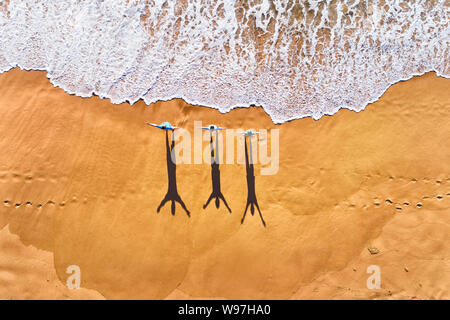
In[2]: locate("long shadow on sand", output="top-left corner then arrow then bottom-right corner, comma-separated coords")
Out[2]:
157,131 -> 190,216
241,136 -> 265,227
203,131 -> 231,213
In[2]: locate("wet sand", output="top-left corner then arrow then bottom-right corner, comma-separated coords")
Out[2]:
0,68 -> 449,299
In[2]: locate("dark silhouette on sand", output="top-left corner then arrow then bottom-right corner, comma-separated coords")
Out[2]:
203,130 -> 231,213
157,130 -> 190,216
241,135 -> 265,227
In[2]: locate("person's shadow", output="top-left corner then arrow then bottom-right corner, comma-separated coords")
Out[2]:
241,135 -> 265,227
157,130 -> 190,216
203,131 -> 231,213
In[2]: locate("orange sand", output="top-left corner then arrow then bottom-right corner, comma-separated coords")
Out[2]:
0,69 -> 449,299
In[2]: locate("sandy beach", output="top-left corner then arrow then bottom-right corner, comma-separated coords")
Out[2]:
0,68 -> 448,299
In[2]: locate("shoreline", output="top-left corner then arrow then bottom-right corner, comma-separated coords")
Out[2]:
1,67 -> 448,124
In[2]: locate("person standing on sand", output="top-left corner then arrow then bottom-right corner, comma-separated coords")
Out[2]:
200,125 -> 231,213
146,122 -> 190,216
240,130 -> 265,227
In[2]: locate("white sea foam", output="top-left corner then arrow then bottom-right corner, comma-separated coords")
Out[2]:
0,0 -> 448,123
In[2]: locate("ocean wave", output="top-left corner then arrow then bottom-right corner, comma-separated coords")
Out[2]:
0,0 -> 448,123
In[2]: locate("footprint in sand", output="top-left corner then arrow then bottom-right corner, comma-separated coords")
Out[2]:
2,199 -> 81,209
